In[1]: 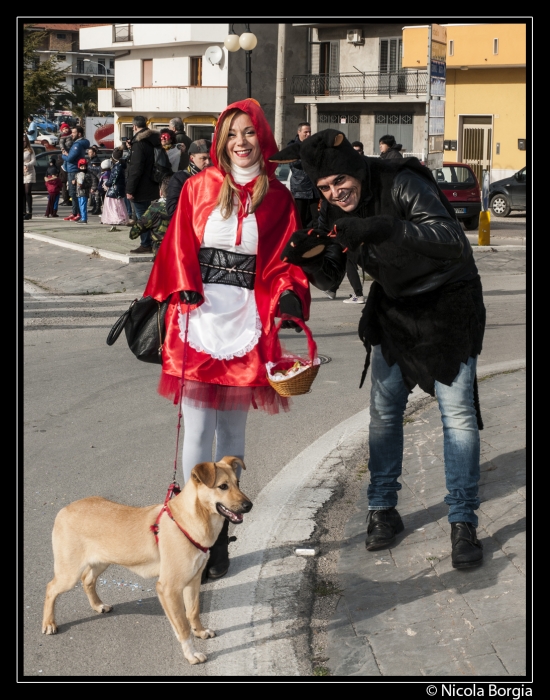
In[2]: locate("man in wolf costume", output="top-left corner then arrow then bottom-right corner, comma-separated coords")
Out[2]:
270,130 -> 486,568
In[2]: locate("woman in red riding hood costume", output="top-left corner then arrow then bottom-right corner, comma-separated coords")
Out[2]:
143,99 -> 311,579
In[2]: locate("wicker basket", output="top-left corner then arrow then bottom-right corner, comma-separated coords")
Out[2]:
266,317 -> 320,397
267,360 -> 320,396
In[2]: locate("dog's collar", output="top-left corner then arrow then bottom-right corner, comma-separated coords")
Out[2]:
150,503 -> 210,553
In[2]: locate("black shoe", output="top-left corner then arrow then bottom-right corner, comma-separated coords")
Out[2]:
24,213 -> 32,220
129,245 -> 153,254
451,522 -> 483,569
201,519 -> 237,582
365,507 -> 404,550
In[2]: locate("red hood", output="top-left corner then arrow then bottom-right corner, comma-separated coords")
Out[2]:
210,98 -> 278,180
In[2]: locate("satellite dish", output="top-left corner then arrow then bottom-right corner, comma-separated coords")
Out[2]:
205,46 -> 223,66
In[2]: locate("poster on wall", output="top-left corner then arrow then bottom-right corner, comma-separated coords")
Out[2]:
85,117 -> 115,148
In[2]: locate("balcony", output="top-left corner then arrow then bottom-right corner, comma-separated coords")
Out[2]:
291,71 -> 428,99
97,86 -> 228,114
68,62 -> 113,77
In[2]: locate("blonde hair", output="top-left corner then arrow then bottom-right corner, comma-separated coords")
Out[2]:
215,109 -> 269,219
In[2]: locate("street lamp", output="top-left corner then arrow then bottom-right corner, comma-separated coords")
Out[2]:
83,58 -> 108,88
224,24 -> 258,99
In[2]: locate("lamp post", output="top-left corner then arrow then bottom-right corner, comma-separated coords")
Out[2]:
224,24 -> 258,99
83,58 -> 108,88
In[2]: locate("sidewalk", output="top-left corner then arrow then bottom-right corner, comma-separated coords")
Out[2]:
323,366 -> 527,677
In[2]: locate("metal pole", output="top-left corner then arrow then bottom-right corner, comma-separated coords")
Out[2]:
274,23 -> 286,149
423,25 -> 432,164
245,50 -> 252,98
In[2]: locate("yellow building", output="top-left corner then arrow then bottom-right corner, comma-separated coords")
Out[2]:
402,23 -> 527,182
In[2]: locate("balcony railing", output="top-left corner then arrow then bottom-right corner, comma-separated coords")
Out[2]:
113,24 -> 133,42
70,62 -> 113,76
291,71 -> 428,98
114,90 -> 132,108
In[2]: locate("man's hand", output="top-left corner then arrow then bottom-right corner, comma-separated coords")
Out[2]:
331,215 -> 399,251
278,290 -> 304,332
126,193 -> 134,200
281,228 -> 330,265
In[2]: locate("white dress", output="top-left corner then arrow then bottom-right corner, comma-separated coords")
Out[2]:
23,149 -> 36,184
178,162 -> 262,361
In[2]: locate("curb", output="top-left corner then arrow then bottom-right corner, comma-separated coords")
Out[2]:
24,232 -> 154,263
204,358 -> 526,676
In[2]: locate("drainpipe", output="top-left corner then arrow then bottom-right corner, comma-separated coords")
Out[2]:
274,24 -> 286,150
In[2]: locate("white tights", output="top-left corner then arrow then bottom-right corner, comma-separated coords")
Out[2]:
181,403 -> 248,483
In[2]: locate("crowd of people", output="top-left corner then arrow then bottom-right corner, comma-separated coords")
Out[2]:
24,107 -> 486,578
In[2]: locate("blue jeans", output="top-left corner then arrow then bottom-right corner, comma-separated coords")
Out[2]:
77,196 -> 88,221
367,346 -> 481,526
124,196 -> 133,217
68,179 -> 79,216
132,200 -> 152,246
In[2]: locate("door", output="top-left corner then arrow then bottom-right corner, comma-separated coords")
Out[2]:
509,167 -> 526,208
142,59 -> 153,87
461,117 -> 492,184
378,38 -> 405,95
374,113 -> 413,154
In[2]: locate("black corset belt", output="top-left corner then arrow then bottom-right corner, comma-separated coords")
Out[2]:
198,247 -> 256,290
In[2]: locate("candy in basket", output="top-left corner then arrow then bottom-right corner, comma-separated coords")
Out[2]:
266,317 -> 320,397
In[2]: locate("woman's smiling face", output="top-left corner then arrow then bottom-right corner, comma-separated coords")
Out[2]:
225,113 -> 261,169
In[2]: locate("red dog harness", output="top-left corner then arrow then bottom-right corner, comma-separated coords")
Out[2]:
150,483 -> 210,554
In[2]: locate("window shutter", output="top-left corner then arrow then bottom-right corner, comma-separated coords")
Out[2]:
311,42 -> 320,74
329,41 -> 339,75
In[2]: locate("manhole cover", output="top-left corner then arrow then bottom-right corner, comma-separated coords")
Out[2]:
318,354 -> 332,365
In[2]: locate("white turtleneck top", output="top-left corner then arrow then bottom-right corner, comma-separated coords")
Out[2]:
178,162 -> 262,361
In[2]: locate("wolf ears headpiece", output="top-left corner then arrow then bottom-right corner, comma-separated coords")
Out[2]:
268,128 -> 366,184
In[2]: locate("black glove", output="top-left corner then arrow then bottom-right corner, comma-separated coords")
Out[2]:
278,290 -> 303,333
331,215 -> 399,251
281,228 -> 330,265
179,290 -> 203,305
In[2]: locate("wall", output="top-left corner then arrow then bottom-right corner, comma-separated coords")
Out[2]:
114,46 -> 228,90
446,67 -> 526,174
402,23 -> 527,69
227,23 -> 310,145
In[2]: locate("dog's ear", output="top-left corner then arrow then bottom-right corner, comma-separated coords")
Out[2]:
219,456 -> 246,473
191,462 -> 217,488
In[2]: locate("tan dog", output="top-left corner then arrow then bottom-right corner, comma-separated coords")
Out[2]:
42,456 -> 252,665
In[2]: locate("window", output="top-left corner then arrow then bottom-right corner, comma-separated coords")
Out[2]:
190,56 -> 202,86
109,60 -> 115,70
448,40 -> 454,57
76,59 -> 84,73
493,38 -> 499,55
379,38 -> 403,73
56,33 -> 66,40
58,54 -> 66,61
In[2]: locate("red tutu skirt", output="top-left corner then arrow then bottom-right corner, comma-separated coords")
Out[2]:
158,373 -> 290,414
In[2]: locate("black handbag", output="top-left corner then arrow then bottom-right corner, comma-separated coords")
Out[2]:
106,296 -> 169,364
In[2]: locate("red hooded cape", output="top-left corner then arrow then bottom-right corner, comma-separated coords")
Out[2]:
143,99 -> 311,402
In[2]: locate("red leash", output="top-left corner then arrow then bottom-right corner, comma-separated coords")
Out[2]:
150,304 -> 208,552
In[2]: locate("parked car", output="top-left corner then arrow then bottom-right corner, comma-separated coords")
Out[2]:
275,163 -> 291,190
31,143 -> 47,155
36,129 -> 59,147
34,117 -> 58,132
433,162 -> 481,230
489,167 -> 527,217
31,150 -> 61,193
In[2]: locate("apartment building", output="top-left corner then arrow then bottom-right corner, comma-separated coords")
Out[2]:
25,23 -> 115,93
79,23 -> 230,143
402,23 -> 527,181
